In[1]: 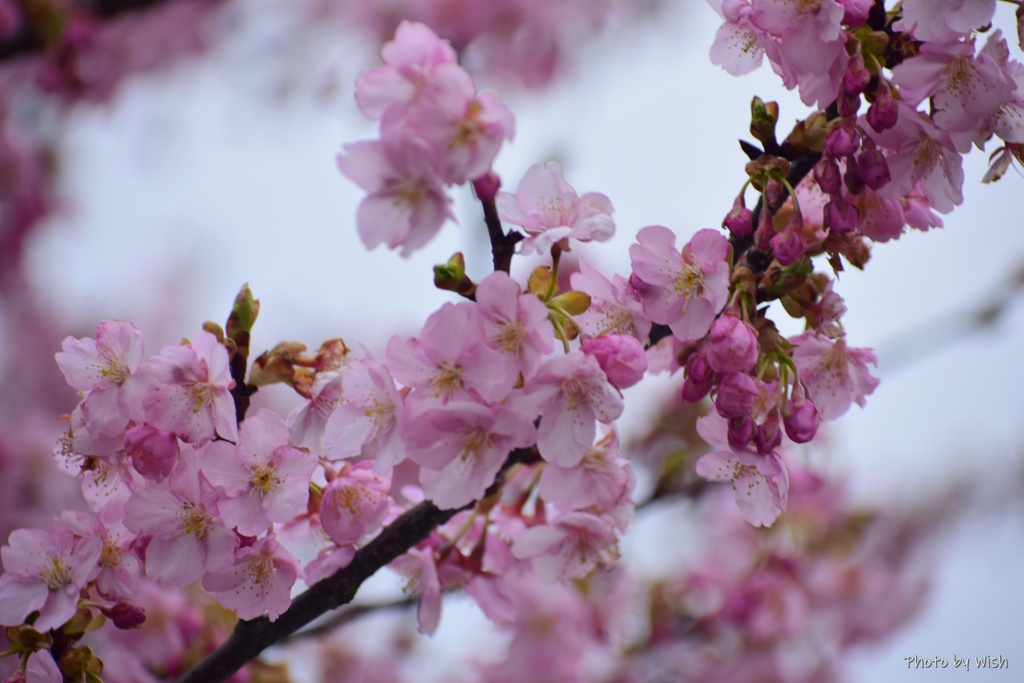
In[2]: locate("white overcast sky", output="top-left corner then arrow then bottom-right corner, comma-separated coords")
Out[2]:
20,1 -> 1024,680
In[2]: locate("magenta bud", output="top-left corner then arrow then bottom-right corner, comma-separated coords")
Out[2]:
853,147 -> 890,190
728,416 -> 755,450
771,229 -> 806,266
842,52 -> 871,96
754,205 -> 775,252
814,157 -> 842,195
681,377 -> 713,403
755,412 -> 783,454
582,334 -> 648,389
867,83 -> 899,132
124,424 -> 179,481
764,179 -> 784,212
783,398 -> 821,443
715,372 -> 759,419
102,603 -> 147,629
842,0 -> 872,25
724,196 -> 754,239
824,197 -> 860,234
825,122 -> 861,158
843,163 -> 865,194
471,171 -> 501,202
707,315 -> 759,374
685,349 -> 714,385
838,90 -> 861,117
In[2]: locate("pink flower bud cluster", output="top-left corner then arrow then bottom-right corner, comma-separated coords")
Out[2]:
337,21 -> 515,256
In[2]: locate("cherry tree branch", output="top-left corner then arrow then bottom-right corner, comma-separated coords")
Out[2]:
176,447 -> 531,683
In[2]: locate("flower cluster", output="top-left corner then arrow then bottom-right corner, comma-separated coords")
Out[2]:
1,4 -> 1023,680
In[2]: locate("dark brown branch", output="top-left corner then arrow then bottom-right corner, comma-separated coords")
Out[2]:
176,447 -> 531,683
472,174 -> 522,274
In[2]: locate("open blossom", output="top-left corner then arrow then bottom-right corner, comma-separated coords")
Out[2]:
630,225 -> 731,342
55,320 -> 147,437
790,332 -> 879,420
288,372 -> 344,453
570,260 -> 651,342
202,534 -> 300,622
407,401 -> 537,509
201,409 -> 318,536
511,511 -> 620,583
144,331 -> 237,443
123,446 -> 236,586
524,351 -> 624,468
323,355 -> 406,472
539,429 -> 633,512
337,138 -> 452,257
695,413 -> 790,527
386,301 -> 513,406
354,20 -> 459,119
475,271 -> 554,380
895,0 -> 996,42
496,161 -> 615,255
0,517 -> 101,631
320,462 -> 391,545
709,0 -> 769,76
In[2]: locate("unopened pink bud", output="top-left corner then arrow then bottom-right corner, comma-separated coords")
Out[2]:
841,0 -> 872,26
867,82 -> 899,132
843,163 -> 865,194
124,424 -> 179,481
764,179 -> 784,212
814,158 -> 842,195
472,172 -> 502,202
755,412 -> 782,454
754,205 -> 775,252
771,228 -> 806,266
825,197 -> 859,233
724,196 -> 754,239
784,398 -> 821,443
102,602 -> 147,629
853,147 -> 890,190
708,315 -> 759,374
582,335 -> 648,389
825,122 -> 860,158
681,376 -> 712,402
842,52 -> 871,96
728,416 -> 754,450
715,373 -> 759,419
838,90 -> 861,117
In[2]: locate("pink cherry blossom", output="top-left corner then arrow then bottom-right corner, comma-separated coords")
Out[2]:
201,409 -> 318,537
323,355 -> 406,472
0,518 -> 101,631
354,21 -> 459,119
570,260 -> 650,342
287,372 -> 344,453
524,351 -> 624,468
55,320 -> 147,437
122,446 -> 236,587
391,545 -> 442,635
895,0 -> 996,42
202,534 -> 300,622
496,160 -> 615,255
629,225 -> 731,342
319,462 -> 390,545
144,330 -> 237,443
695,413 -> 790,527
511,511 -> 620,583
538,429 -> 633,512
386,301 -> 513,406
708,0 -> 769,76
337,138 -> 452,257
790,332 -> 880,420
406,401 -> 536,509
475,270 -> 554,380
